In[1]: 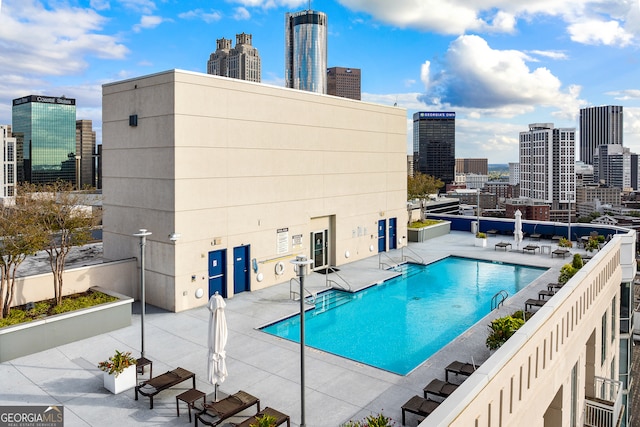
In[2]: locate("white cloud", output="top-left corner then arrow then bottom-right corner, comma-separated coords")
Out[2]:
119,0 -> 156,14
420,61 -> 431,91
527,50 -> 569,60
228,0 -> 306,9
418,35 -> 586,119
568,19 -> 634,46
0,0 -> 128,76
607,89 -> 640,100
90,0 -> 110,10
178,9 -> 222,23
133,15 -> 165,32
336,0 -> 640,44
233,7 -> 251,20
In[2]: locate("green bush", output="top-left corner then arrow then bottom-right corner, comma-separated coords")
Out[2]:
486,315 -> 525,350
342,413 -> 395,427
0,291 -> 118,327
408,219 -> 442,228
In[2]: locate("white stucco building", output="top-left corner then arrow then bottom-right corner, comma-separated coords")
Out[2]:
102,69 -> 407,312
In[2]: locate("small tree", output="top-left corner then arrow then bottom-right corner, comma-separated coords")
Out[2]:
0,203 -> 47,318
407,173 -> 444,220
22,182 -> 97,306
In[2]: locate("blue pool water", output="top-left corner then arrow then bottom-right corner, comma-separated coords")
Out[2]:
261,257 -> 546,375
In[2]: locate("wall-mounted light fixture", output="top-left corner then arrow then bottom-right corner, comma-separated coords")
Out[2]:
169,232 -> 181,242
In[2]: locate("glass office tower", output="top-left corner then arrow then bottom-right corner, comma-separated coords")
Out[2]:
285,10 -> 328,94
12,95 -> 76,184
413,112 -> 456,187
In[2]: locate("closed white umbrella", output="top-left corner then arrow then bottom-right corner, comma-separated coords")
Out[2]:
207,293 -> 228,402
514,209 -> 524,249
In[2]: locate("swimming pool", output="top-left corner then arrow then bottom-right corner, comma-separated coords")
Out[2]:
261,256 -> 546,375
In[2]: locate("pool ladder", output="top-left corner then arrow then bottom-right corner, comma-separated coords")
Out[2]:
491,290 -> 509,310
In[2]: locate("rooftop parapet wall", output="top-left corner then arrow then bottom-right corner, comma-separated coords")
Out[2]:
425,230 -> 634,426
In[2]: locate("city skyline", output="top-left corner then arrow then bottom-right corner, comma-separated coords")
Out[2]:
0,0 -> 639,163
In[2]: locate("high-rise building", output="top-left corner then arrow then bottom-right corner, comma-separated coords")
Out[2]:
12,95 -> 76,185
508,162 -> 520,185
207,33 -> 261,82
579,105 -> 623,165
327,67 -> 361,100
207,38 -> 231,77
413,112 -> 455,187
76,120 -> 96,189
285,9 -> 328,94
455,158 -> 488,175
519,123 -> 575,220
593,144 -> 639,191
0,125 -> 16,199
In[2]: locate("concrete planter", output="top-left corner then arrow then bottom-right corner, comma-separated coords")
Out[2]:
408,221 -> 451,242
0,287 -> 133,363
103,365 -> 136,394
475,238 -> 488,248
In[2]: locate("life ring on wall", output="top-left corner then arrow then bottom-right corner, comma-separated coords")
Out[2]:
275,262 -> 285,275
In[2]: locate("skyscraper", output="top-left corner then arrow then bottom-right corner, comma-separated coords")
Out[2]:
413,112 -> 455,186
76,120 -> 96,188
579,105 -> 623,165
519,123 -> 575,220
12,95 -> 76,184
285,9 -> 328,94
327,67 -> 361,100
207,33 -> 261,82
0,125 -> 16,198
593,144 -> 639,191
207,38 -> 232,77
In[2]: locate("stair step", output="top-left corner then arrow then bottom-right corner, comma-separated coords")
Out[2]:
311,290 -> 354,314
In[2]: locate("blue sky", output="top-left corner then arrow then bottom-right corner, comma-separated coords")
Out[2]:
0,0 -> 639,164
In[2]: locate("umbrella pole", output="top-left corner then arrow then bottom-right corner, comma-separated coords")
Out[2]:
214,384 -> 218,402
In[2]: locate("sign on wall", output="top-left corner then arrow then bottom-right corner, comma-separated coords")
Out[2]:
277,228 -> 289,254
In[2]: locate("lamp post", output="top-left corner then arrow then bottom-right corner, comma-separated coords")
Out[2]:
75,155 -> 81,190
291,255 -> 313,427
133,229 -> 152,358
567,192 -> 573,241
476,189 -> 481,233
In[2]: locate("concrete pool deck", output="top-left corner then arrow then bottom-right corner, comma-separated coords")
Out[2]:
0,231 -> 587,426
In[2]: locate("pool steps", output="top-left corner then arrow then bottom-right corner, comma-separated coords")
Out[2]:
309,290 -> 355,314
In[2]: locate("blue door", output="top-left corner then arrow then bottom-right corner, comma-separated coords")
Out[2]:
378,219 -> 386,253
233,245 -> 250,295
208,250 -> 227,298
389,217 -> 397,250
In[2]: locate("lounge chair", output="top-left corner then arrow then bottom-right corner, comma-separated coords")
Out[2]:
552,249 -> 570,258
233,407 -> 290,427
494,242 -> 511,251
522,244 -> 540,254
538,290 -> 555,300
444,361 -> 477,382
423,378 -> 459,400
195,390 -> 260,427
135,367 -> 196,409
525,298 -> 547,311
401,395 -> 440,425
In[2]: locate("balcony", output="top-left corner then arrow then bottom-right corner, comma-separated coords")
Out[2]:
584,377 -> 624,427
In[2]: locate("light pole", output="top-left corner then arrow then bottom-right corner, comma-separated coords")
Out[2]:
291,255 -> 313,427
567,192 -> 573,241
75,155 -> 81,190
133,229 -> 152,358
476,189 -> 481,234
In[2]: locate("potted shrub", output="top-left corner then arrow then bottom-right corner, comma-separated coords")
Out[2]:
98,350 -> 137,394
474,232 -> 487,248
558,237 -> 572,248
486,315 -> 525,350
250,414 -> 278,427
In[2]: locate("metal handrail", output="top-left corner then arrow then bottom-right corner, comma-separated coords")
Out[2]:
401,246 -> 425,264
491,290 -> 509,310
378,251 -> 401,269
324,267 -> 352,292
289,278 -> 316,304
